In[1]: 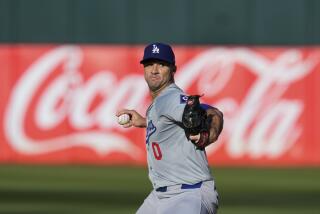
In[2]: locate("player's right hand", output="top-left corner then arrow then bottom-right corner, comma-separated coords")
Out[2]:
116,109 -> 147,128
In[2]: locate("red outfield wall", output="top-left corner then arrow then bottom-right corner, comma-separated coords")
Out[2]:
0,45 -> 319,166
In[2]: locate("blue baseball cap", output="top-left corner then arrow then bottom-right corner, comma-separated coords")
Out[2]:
140,42 -> 175,65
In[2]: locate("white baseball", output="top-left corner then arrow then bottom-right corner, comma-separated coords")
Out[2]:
118,114 -> 130,125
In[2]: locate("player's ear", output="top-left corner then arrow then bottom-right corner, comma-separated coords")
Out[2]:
169,68 -> 176,83
170,65 -> 177,73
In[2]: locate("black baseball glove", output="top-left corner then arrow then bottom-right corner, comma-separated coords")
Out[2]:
182,95 -> 211,149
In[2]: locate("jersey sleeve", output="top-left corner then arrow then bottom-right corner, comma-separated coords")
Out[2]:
200,103 -> 214,110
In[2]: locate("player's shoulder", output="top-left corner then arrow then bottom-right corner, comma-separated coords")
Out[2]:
156,84 -> 188,106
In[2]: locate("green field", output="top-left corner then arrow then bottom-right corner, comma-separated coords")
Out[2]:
0,165 -> 319,214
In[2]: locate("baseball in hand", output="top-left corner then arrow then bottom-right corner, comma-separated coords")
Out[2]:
118,114 -> 131,125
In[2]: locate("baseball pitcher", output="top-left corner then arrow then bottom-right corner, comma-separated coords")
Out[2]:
117,42 -> 223,214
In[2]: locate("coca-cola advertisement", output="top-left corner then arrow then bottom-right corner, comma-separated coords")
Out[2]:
0,45 -> 319,166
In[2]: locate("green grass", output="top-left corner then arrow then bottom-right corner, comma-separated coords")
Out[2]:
0,165 -> 319,214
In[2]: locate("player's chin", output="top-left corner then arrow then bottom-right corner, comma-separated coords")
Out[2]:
147,82 -> 161,91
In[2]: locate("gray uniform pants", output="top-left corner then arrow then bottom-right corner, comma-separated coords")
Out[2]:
136,180 -> 219,214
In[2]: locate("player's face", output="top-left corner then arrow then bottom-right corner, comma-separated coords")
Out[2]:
143,60 -> 173,92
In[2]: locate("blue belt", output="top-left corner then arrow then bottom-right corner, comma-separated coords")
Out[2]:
155,181 -> 203,192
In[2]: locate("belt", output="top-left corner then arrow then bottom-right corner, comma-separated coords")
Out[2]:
155,181 -> 203,192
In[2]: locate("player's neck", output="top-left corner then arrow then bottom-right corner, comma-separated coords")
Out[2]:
150,87 -> 165,100
150,82 -> 173,100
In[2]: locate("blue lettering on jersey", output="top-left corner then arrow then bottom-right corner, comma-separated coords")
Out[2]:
180,94 -> 188,104
146,120 -> 156,145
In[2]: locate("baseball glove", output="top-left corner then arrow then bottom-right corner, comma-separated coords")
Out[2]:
182,95 -> 210,149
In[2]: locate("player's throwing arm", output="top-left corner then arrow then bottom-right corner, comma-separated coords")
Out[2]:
116,109 -> 147,128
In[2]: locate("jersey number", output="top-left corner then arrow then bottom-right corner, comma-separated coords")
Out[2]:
151,142 -> 162,160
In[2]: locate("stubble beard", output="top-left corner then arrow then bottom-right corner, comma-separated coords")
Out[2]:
147,80 -> 162,92
145,72 -> 174,94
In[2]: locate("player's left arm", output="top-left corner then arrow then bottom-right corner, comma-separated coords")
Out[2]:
205,106 -> 224,144
188,104 -> 224,148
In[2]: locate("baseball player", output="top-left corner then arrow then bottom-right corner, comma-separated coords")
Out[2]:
117,42 -> 223,214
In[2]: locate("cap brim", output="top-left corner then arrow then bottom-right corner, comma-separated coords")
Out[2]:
140,57 -> 174,65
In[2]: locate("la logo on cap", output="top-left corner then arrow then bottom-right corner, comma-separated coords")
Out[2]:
152,44 -> 159,54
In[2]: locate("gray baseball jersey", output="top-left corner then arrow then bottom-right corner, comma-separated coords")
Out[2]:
145,83 -> 213,189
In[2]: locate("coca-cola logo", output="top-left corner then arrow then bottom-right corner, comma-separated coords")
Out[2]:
3,46 -> 319,160
176,48 -> 318,158
4,46 -> 146,157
